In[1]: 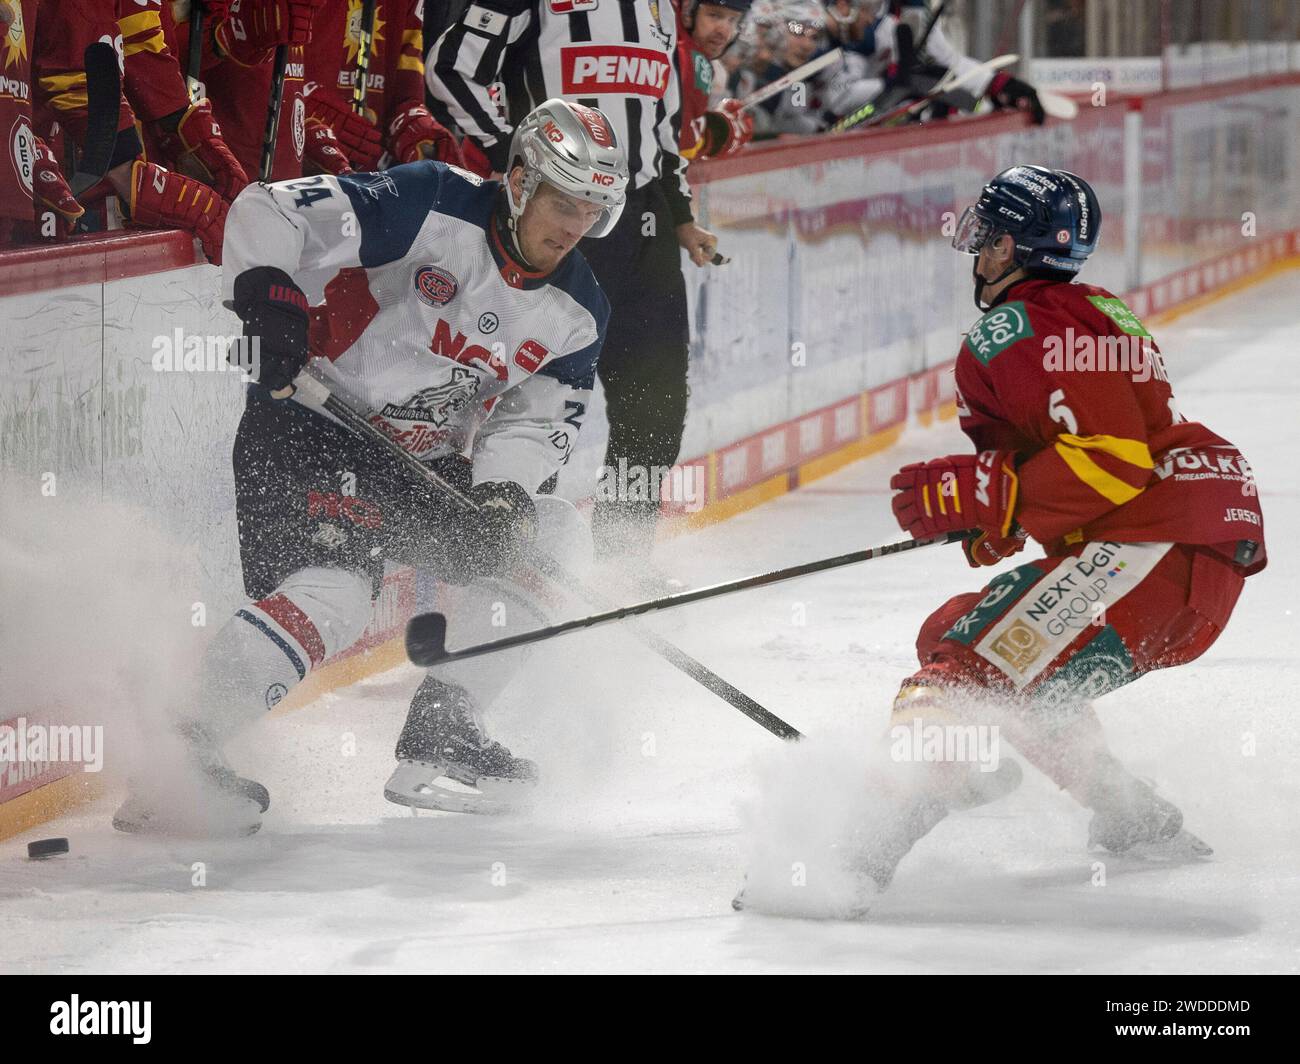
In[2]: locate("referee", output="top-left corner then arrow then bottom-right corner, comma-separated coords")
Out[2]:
426,0 -> 718,572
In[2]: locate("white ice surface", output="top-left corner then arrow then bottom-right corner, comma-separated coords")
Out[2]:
2,272 -> 1298,974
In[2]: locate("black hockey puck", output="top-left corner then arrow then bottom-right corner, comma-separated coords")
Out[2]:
27,837 -> 69,860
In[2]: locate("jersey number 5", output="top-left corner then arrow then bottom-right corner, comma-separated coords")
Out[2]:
1048,388 -> 1079,435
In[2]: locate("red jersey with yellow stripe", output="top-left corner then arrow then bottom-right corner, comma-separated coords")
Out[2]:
33,0 -> 133,144
302,0 -> 425,131
954,278 -> 1266,574
34,0 -> 189,143
2,0 -> 39,224
674,4 -> 712,160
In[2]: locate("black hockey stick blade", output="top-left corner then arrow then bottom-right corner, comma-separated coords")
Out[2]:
71,43 -> 121,197
405,612 -> 448,667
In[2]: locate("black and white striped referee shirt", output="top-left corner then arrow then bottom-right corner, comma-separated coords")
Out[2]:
426,0 -> 692,224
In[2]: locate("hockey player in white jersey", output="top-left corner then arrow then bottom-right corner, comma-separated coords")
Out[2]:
822,0 -> 1045,125
113,99 -> 629,835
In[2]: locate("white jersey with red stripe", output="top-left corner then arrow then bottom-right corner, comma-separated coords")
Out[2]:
222,161 -> 609,493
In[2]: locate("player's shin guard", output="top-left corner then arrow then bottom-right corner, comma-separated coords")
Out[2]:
387,498 -> 589,812
193,567 -> 374,741
853,683 -> 1023,893
115,567 -> 374,836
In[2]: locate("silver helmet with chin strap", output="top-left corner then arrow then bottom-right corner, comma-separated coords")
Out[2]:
504,99 -> 629,240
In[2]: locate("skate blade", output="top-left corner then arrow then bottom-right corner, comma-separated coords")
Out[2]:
384,764 -> 537,816
112,800 -> 262,838
729,871 -> 880,919
1091,827 -> 1214,860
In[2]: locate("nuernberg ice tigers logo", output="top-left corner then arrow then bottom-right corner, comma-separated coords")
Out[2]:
380,368 -> 481,428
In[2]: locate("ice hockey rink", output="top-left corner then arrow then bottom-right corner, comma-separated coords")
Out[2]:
1,269 -> 1296,975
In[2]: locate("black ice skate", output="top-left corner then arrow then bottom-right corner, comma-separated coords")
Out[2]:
384,676 -> 538,814
113,721 -> 269,837
1087,774 -> 1212,858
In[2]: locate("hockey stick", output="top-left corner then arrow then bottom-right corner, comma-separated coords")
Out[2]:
404,530 -> 964,669
287,371 -> 805,741
823,0 -> 945,135
736,48 -> 843,112
913,0 -> 950,53
259,45 -> 290,181
353,0 -> 376,115
186,1 -> 206,103
1036,87 -> 1079,120
70,43 -> 121,198
831,53 -> 1019,133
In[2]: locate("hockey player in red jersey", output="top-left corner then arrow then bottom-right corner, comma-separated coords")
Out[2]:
168,0 -> 353,182
302,0 -> 461,172
742,166 -> 1266,914
33,0 -> 245,260
676,0 -> 754,161
0,0 -> 84,243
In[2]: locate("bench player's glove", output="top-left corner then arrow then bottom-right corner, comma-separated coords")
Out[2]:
230,266 -> 310,397
700,100 -> 753,158
891,450 -> 1019,540
126,160 -> 229,263
303,83 -> 384,170
387,105 -> 464,166
152,101 -> 250,201
463,481 -> 538,578
986,72 -> 1046,125
33,137 -> 83,237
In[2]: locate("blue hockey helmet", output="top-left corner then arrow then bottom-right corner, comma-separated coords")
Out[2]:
953,165 -> 1101,275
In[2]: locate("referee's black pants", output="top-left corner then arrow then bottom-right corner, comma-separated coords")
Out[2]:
579,180 -> 690,559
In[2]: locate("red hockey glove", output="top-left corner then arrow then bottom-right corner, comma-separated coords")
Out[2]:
386,104 -> 464,166
33,137 -> 83,237
214,0 -> 320,62
125,159 -> 229,264
153,101 -> 250,201
459,136 -> 495,179
963,526 -> 1028,568
303,84 -> 383,170
701,98 -> 754,158
303,117 -> 353,175
890,450 -> 1019,540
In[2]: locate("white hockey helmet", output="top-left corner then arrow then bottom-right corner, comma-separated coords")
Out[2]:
505,99 -> 629,240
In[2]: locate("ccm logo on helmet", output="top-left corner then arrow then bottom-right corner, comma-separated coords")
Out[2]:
591,172 -> 615,186
561,46 -> 671,98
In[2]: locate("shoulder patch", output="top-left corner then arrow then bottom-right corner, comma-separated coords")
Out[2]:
1087,295 -> 1152,338
693,52 -> 713,93
964,301 -> 1034,365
